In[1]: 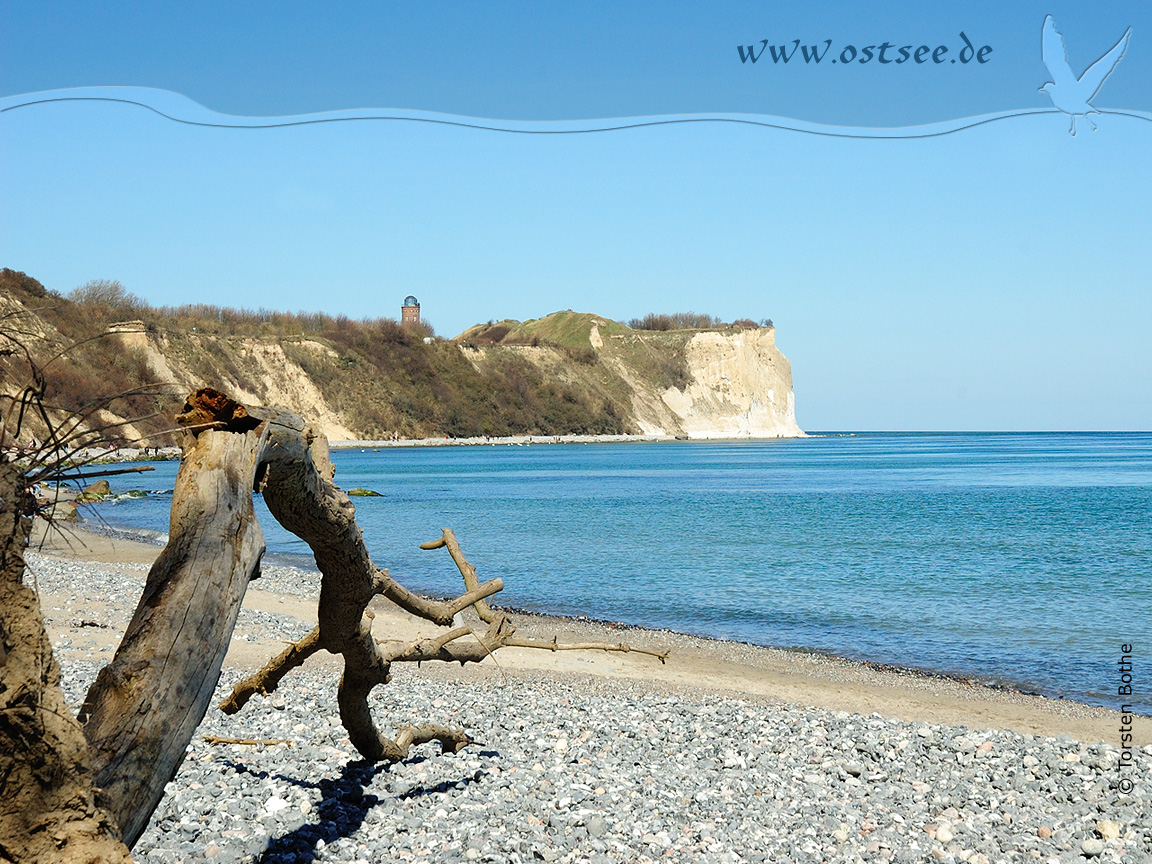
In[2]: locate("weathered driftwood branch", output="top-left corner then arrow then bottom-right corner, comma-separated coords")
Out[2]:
419,530 -> 498,623
202,735 -> 293,747
218,575 -> 479,718
227,522 -> 670,730
225,516 -> 672,752
375,571 -> 504,627
219,625 -> 322,714
77,391 -> 270,847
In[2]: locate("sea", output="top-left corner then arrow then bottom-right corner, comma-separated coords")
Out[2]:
85,432 -> 1152,715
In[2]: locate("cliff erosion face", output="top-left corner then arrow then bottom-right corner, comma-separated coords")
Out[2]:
103,323 -> 358,440
656,329 -> 801,439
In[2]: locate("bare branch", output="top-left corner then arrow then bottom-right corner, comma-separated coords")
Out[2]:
420,529 -> 497,623
202,736 -> 293,747
378,625 -> 474,663
220,626 -> 322,715
374,568 -> 504,626
36,464 -> 156,483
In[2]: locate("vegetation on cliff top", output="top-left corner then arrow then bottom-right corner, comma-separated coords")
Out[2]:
1,269 -> 774,445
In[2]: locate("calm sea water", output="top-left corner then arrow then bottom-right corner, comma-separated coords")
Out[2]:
89,433 -> 1152,714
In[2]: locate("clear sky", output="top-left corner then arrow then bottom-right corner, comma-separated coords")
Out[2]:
2,2 -> 1149,431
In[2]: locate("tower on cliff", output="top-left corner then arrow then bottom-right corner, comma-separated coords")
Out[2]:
401,295 -> 420,325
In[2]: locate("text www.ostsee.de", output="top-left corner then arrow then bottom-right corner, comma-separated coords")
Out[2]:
738,33 -> 993,67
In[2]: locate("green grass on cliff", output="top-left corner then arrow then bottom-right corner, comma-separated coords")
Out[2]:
457,310 -> 629,350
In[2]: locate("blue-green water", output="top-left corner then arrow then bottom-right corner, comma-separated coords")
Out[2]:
90,433 -> 1152,713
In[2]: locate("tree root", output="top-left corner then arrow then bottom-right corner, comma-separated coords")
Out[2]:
225,524 -> 670,761
383,725 -> 474,761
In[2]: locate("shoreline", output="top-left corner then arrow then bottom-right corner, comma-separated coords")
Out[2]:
63,432 -> 804,464
328,433 -> 811,448
30,520 -> 1151,747
331,433 -> 674,448
49,520 -> 1147,723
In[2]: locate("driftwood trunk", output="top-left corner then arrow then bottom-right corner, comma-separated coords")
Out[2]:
0,462 -> 132,862
246,411 -> 502,759
77,413 -> 269,847
70,390 -> 487,844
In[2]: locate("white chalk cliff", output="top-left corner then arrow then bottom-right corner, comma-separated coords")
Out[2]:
660,329 -> 801,438
459,312 -> 803,440
596,326 -> 801,439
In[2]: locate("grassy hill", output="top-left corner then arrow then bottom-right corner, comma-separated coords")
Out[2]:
459,310 -> 629,349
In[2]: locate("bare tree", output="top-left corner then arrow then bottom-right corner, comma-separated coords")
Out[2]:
67,280 -> 146,316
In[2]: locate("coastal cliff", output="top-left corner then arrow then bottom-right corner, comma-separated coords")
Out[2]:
454,312 -> 802,439
1,271 -> 802,443
634,328 -> 798,439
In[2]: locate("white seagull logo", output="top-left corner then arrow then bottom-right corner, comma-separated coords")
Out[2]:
1040,15 -> 1132,135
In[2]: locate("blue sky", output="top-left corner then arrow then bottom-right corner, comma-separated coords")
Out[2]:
2,2 -> 1150,430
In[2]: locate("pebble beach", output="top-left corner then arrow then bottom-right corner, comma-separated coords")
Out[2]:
27,530 -> 1152,864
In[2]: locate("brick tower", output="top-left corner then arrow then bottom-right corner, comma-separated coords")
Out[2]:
401,295 -> 420,325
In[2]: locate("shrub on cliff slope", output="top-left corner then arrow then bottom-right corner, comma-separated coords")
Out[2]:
626,312 -> 772,331
0,272 -> 167,443
627,312 -> 725,331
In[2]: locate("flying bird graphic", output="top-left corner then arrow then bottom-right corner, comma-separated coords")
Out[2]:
1039,15 -> 1132,135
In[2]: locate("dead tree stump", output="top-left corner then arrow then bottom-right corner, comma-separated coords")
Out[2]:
0,462 -> 132,862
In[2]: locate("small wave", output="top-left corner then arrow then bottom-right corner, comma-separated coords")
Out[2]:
76,523 -> 169,547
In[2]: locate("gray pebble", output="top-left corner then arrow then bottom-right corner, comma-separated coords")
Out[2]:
1082,838 -> 1105,857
